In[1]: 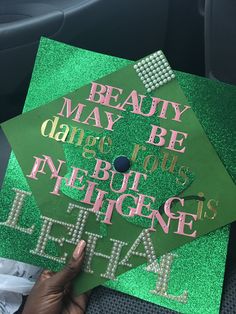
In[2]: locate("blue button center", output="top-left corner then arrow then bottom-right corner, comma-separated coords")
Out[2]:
114,156 -> 131,173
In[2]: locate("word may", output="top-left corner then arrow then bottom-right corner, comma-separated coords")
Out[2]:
27,155 -> 197,237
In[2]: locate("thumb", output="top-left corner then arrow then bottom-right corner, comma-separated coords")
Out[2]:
49,240 -> 86,288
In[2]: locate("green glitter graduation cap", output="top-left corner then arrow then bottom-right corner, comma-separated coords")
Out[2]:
1,39 -> 236,298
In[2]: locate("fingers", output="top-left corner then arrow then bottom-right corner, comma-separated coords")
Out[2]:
49,240 -> 86,288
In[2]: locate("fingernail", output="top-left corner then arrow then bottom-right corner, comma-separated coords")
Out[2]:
73,240 -> 86,259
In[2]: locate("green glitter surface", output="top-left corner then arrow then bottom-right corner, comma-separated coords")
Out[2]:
0,38 -> 235,314
176,71 -> 236,181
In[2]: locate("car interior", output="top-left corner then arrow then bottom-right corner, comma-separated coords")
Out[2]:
1,0 -> 235,124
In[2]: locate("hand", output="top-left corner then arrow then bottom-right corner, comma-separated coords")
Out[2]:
23,240 -> 89,314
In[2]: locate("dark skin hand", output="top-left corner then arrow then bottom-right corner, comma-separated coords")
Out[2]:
23,240 -> 89,314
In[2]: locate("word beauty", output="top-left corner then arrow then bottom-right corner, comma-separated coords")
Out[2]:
0,186 -> 189,300
41,82 -> 191,154
27,155 -> 197,238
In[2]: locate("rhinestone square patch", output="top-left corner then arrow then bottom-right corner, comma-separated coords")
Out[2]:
133,51 -> 175,93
